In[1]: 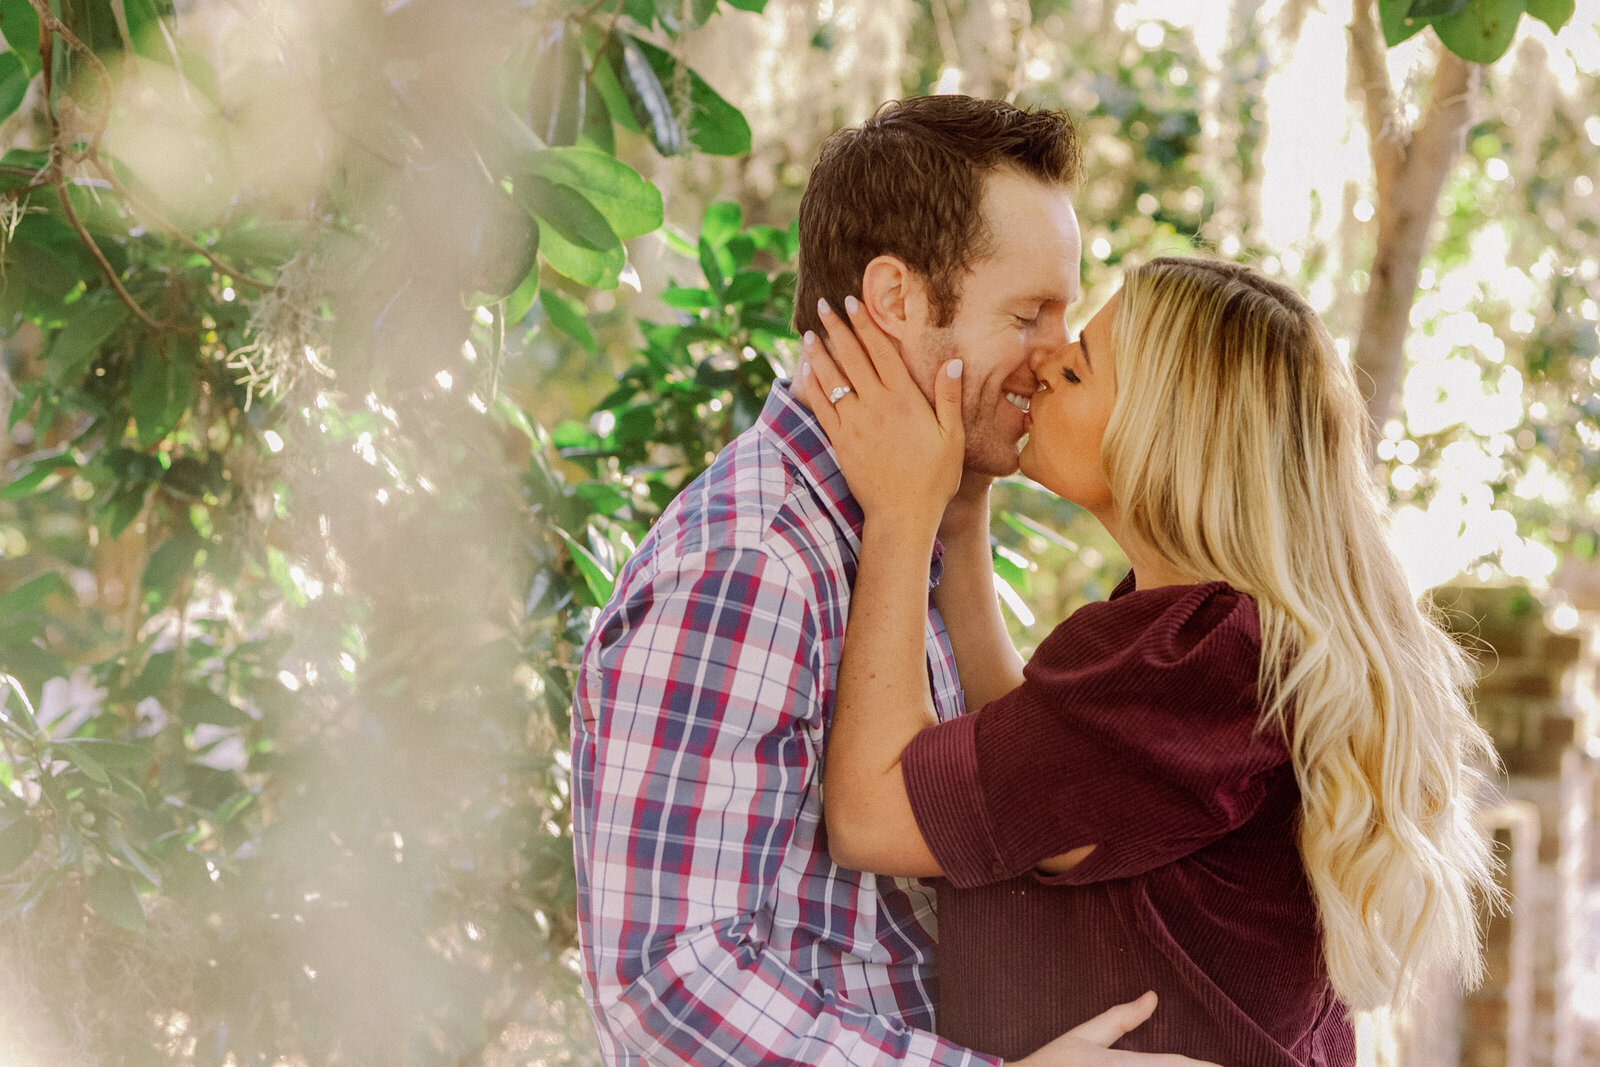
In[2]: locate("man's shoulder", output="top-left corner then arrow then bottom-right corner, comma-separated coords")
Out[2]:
632,424 -> 845,579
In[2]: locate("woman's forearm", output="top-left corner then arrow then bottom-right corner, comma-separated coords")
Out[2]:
932,494 -> 1026,712
823,515 -> 944,877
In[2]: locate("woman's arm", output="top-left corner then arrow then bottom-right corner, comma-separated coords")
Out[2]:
796,299 -> 962,876
826,508 -> 949,875
931,475 -> 1027,712
798,299 -> 1093,878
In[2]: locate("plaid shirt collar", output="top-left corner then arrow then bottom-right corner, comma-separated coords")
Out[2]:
760,381 -> 944,589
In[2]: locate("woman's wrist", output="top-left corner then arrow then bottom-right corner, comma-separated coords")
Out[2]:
861,509 -> 941,550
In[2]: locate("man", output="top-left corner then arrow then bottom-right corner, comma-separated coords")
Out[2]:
571,96 -> 1200,1067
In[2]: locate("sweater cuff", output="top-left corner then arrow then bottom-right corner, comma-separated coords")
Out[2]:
901,712 -> 1009,889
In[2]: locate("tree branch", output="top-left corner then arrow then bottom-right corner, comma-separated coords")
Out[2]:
1351,39 -> 1480,427
24,0 -> 116,149
1348,0 -> 1402,196
56,181 -> 165,331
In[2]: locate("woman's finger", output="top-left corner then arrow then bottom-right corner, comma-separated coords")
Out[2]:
817,299 -> 882,394
841,294 -> 912,390
796,331 -> 849,429
934,359 -> 965,438
1062,992 -> 1158,1048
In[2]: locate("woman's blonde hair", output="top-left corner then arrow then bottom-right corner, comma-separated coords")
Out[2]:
1103,256 -> 1501,1012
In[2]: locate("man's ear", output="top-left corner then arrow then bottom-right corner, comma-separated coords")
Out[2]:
860,256 -> 929,342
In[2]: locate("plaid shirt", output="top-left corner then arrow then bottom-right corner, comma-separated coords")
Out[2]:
572,382 -> 995,1067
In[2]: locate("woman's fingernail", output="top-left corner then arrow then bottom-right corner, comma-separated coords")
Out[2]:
946,359 -> 963,379
803,330 -> 816,348
844,294 -> 859,315
818,298 -> 831,317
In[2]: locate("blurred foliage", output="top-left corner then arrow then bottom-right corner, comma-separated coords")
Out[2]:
0,0 -> 769,1063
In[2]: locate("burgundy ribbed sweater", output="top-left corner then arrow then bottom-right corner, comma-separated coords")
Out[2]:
901,578 -> 1355,1066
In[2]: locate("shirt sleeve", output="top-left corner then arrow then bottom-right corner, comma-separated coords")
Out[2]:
574,547 -> 994,1067
901,582 -> 1288,889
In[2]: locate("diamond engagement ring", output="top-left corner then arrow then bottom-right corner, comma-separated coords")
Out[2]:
828,385 -> 853,403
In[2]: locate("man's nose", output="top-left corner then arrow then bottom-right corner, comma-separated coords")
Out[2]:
1030,309 -> 1068,353
1029,342 -> 1064,375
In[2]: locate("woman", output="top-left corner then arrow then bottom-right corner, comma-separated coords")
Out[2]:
794,257 -> 1500,1066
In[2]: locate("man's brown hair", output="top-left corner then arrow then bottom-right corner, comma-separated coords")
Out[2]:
794,96 -> 1081,339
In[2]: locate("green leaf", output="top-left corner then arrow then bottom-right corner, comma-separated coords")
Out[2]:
70,739 -> 154,767
527,20 -> 586,147
57,825 -> 82,866
621,0 -> 656,23
516,174 -> 619,252
604,34 -> 685,155
525,147 -> 663,239
103,820 -> 160,888
578,78 -> 615,154
588,44 -> 641,139
1432,0 -> 1525,63
122,0 -> 172,63
575,481 -> 629,518
3,867 -> 61,921
181,686 -> 252,728
538,222 -> 626,289
538,287 -> 598,352
0,50 -> 29,125
0,814 -> 38,876
86,863 -> 146,933
0,571 -> 73,614
0,0 -> 42,78
161,451 -> 225,500
123,650 -> 173,703
1379,0 -> 1433,44
503,258 -> 542,325
104,480 -> 151,538
687,0 -> 719,28
626,36 -> 751,156
1406,0 -> 1472,15
724,271 -> 772,306
130,346 -> 175,448
60,743 -> 110,786
0,673 -> 41,733
46,296 -> 130,385
1,241 -> 75,321
142,531 -> 201,604
724,0 -> 768,9
554,528 -> 616,605
204,221 -> 308,266
700,201 -> 742,249
469,185 -> 539,302
1525,0 -> 1574,30
698,236 -> 726,294
214,790 -> 254,826
661,286 -> 716,310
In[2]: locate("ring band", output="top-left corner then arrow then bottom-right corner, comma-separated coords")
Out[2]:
828,385 -> 853,403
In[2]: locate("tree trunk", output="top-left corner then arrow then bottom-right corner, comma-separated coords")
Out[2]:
1347,0 -> 1480,430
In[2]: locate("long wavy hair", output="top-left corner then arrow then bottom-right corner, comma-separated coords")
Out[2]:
1102,256 -> 1501,1011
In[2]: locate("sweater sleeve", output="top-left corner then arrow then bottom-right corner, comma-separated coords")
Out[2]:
901,581 -> 1290,889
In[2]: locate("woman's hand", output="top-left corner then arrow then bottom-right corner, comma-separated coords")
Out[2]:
795,296 -> 964,535
1011,993 -> 1221,1067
